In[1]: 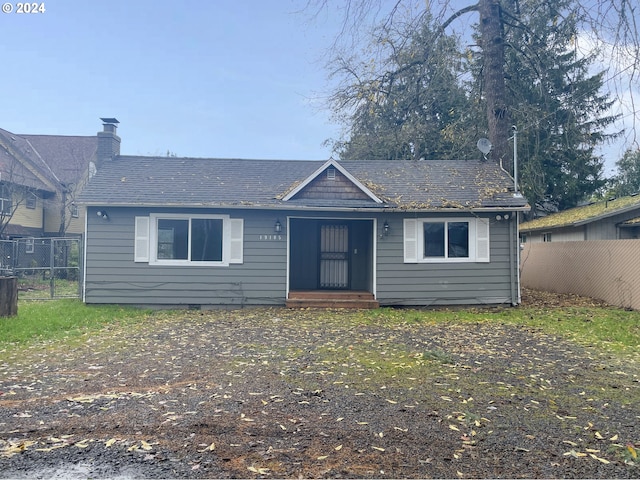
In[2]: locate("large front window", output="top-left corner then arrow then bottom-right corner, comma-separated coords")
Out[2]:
403,217 -> 490,263
157,218 -> 223,261
423,221 -> 469,259
146,214 -> 237,266
135,214 -> 243,266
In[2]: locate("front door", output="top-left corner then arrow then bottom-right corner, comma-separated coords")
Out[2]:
319,224 -> 349,289
289,218 -> 373,292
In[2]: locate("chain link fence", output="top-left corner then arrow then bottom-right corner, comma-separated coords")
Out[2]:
0,237 -> 82,299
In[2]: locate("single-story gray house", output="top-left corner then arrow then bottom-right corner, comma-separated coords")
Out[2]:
78,124 -> 529,308
520,194 -> 640,243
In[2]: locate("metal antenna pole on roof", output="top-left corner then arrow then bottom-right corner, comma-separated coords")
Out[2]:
512,125 -> 518,193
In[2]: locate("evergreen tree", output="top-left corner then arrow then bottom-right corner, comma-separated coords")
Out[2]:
326,0 -> 619,211
496,0 -> 619,211
609,148 -> 640,197
330,19 -> 475,161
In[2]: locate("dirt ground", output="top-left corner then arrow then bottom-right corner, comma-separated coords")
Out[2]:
1,290 -> 638,479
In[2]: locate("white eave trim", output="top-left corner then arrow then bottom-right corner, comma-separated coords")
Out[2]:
281,159 -> 383,204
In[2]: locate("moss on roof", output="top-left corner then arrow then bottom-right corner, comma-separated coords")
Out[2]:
520,194 -> 640,232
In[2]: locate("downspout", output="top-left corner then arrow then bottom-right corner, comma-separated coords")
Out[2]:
511,126 -> 521,305
509,215 -> 518,305
515,212 -> 522,305
82,207 -> 88,303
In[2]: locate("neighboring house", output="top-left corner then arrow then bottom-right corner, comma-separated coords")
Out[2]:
520,194 -> 640,243
78,147 -> 530,308
0,119 -> 119,239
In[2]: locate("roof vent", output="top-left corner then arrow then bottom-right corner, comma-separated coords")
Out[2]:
327,168 -> 336,180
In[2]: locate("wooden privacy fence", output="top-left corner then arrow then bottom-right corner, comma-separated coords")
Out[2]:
520,240 -> 640,310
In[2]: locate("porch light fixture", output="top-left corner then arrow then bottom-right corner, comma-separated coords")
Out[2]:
96,210 -> 109,220
383,220 -> 390,236
274,219 -> 282,233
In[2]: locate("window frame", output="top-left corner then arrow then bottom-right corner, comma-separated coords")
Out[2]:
26,192 -> 37,210
0,184 -> 12,214
136,213 -> 243,267
149,213 -> 229,266
420,219 -> 474,262
404,217 -> 490,264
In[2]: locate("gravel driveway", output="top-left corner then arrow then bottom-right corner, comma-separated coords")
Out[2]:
1,296 -> 639,478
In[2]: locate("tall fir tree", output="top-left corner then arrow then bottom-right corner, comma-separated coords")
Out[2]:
608,148 -> 640,197
328,0 -> 619,213
495,0 -> 619,212
331,19 -> 475,161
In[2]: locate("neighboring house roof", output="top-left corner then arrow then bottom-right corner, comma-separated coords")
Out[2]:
0,127 -> 98,192
78,156 -> 529,212
0,128 -> 58,192
19,134 -> 97,186
520,194 -> 640,232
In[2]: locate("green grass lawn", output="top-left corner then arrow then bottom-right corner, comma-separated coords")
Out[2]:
364,305 -> 640,356
0,300 -> 151,346
1,297 -> 639,358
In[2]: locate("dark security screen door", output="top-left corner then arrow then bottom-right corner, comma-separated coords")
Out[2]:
319,224 -> 349,289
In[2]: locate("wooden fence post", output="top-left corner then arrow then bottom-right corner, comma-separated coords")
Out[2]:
0,276 -> 18,316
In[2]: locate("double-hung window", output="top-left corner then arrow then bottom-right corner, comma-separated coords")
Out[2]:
134,214 -> 243,266
26,192 -> 37,210
404,217 -> 490,263
0,184 -> 12,214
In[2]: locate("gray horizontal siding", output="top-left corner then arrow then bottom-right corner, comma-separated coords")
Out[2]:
84,207 -> 518,307
84,207 -> 287,306
376,215 -> 516,306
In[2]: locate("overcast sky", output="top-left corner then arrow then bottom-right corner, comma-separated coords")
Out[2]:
1,0 -> 636,175
1,0 -> 344,159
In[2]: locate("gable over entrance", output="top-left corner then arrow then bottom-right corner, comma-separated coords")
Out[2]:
283,160 -> 382,203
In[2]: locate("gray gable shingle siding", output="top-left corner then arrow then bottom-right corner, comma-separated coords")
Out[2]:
78,156 -> 528,211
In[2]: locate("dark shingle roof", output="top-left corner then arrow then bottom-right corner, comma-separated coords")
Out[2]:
19,134 -> 97,185
0,128 -> 56,192
78,156 -> 529,212
0,128 -> 98,192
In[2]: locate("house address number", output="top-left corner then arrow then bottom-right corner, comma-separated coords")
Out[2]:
258,234 -> 284,241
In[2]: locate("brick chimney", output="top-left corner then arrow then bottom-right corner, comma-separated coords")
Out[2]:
96,117 -> 121,168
